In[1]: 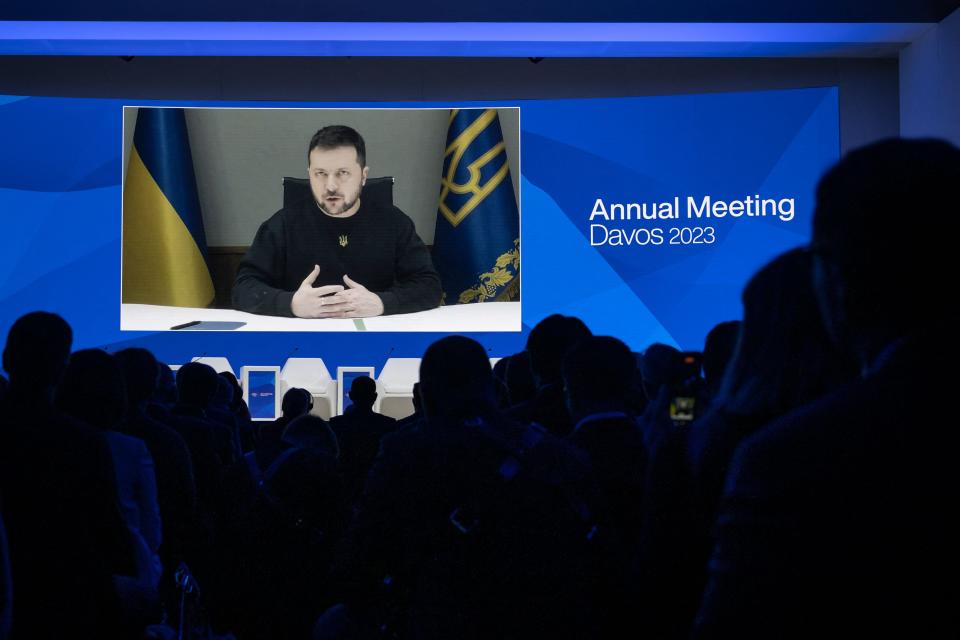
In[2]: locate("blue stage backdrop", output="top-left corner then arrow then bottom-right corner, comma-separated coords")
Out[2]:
0,89 -> 838,374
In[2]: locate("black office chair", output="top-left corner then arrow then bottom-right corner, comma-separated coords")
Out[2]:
281,176 -> 395,209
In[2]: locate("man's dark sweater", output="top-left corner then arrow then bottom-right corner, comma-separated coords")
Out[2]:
232,197 -> 442,316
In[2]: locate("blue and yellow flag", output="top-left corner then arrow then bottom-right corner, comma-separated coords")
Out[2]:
122,108 -> 214,307
433,108 -> 520,304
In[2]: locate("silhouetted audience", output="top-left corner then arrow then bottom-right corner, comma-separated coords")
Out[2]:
56,349 -> 164,592
689,250 -> 856,525
114,348 -> 197,586
563,336 -> 647,546
695,138 -> 960,638
0,513 -> 10,640
395,381 -> 424,430
504,350 -> 537,407
3,136 -> 957,640
223,446 -> 348,640
324,336 -> 607,640
0,312 -> 134,638
283,414 -> 340,457
250,387 -> 314,478
701,320 -> 740,400
219,371 -> 254,452
507,314 -> 592,436
329,376 -> 397,503
562,336 -> 647,637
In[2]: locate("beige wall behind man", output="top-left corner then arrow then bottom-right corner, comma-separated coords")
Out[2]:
122,107 -> 520,246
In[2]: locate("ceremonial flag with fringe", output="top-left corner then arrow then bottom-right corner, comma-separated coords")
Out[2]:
433,108 -> 520,304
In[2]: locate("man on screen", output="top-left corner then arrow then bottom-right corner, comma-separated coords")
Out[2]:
232,125 -> 442,318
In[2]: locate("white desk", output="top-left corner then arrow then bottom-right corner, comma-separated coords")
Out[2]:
121,302 -> 521,332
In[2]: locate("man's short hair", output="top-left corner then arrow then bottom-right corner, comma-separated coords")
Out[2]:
812,138 -> 960,333
176,362 -> 219,408
420,336 -> 493,417
282,387 -> 314,418
3,311 -> 72,388
562,336 -> 636,408
308,125 -> 367,168
114,347 -> 160,406
525,314 -> 592,384
348,376 -> 377,406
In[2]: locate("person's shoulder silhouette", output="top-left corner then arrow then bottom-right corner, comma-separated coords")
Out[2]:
0,312 -> 133,637
696,139 -> 960,639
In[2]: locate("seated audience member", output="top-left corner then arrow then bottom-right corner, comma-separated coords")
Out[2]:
689,250 -> 856,522
225,446 -> 348,640
208,376 -> 242,459
562,336 -> 647,637
329,377 -> 397,502
395,381 -> 424,430
642,250 -> 854,638
507,314 -> 592,436
174,362 -> 237,467
562,336 -> 647,545
504,350 -> 537,408
283,414 -> 340,458
0,312 -> 134,638
323,336 -> 606,640
695,139 -> 960,638
633,341 -> 708,638
700,320 -> 741,401
0,513 -> 10,640
250,387 -> 314,477
114,348 -> 197,578
492,356 -> 511,408
152,362 -> 178,408
219,371 -> 254,453
56,349 -> 164,590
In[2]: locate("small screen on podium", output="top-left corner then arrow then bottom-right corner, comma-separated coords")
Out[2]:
248,370 -> 278,420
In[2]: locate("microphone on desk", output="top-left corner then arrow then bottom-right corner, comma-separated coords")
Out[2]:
378,345 -> 396,379
283,345 -> 300,364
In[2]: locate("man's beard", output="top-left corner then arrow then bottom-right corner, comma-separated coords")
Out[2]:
317,188 -> 360,216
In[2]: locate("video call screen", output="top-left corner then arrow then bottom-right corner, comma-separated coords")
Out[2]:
0,89 -> 838,368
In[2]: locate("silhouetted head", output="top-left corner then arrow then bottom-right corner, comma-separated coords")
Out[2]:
505,350 -> 536,406
639,343 -> 686,400
3,311 -> 72,393
155,363 -> 177,405
526,315 -> 592,387
420,335 -> 495,421
176,362 -> 219,409
212,375 -> 234,407
281,387 -> 314,418
702,321 -> 741,396
812,138 -> 960,358
348,376 -> 377,410
56,349 -> 128,431
114,347 -> 159,408
562,336 -> 636,420
717,248 -> 856,418
282,414 -> 340,458
219,371 -> 244,409
492,356 -> 511,408
410,381 -> 422,415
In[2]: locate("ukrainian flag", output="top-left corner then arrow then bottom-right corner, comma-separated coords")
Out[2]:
433,108 -> 520,304
122,108 -> 214,307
